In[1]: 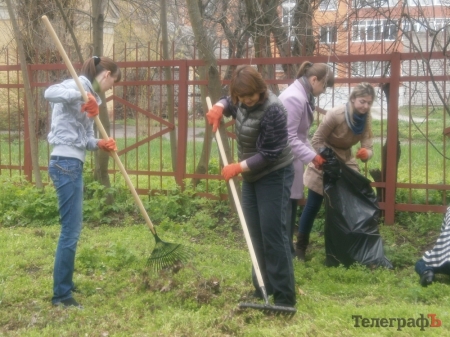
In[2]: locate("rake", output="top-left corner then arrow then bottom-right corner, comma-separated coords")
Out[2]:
42,15 -> 191,271
206,97 -> 296,316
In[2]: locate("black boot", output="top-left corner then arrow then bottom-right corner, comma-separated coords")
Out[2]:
295,233 -> 310,261
420,270 -> 434,287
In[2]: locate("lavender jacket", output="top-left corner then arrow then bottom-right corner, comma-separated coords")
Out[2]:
279,79 -> 317,199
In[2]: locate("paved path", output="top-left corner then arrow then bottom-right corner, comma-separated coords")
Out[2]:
110,109 -> 432,139
110,124 -> 204,140
370,108 -> 431,122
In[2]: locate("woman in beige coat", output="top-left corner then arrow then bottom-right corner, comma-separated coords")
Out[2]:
297,82 -> 375,260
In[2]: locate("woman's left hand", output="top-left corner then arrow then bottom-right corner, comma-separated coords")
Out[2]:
98,137 -> 117,152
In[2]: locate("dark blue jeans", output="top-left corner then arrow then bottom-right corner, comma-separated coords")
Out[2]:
298,189 -> 323,235
241,164 -> 296,306
48,156 -> 84,304
415,259 -> 450,276
288,199 -> 299,255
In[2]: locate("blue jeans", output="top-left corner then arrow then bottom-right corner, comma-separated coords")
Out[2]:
48,156 -> 84,304
298,189 -> 323,235
415,259 -> 450,276
241,164 -> 296,306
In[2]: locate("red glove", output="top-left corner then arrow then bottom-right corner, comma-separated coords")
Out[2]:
98,137 -> 117,152
206,105 -> 224,133
356,148 -> 369,161
312,154 -> 326,170
81,93 -> 99,118
221,163 -> 243,181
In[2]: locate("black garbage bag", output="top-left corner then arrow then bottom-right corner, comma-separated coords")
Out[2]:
320,148 -> 392,269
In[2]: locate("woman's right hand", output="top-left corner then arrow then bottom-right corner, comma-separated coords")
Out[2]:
356,148 -> 369,162
206,104 -> 224,133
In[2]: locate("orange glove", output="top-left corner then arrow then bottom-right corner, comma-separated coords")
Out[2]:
206,105 -> 224,133
98,137 -> 117,152
356,148 -> 369,161
312,154 -> 326,170
221,163 -> 243,181
81,93 -> 99,118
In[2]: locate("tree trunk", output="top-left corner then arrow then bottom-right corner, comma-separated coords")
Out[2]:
91,0 -> 113,199
186,0 -> 237,205
55,0 -> 84,63
5,0 -> 43,189
243,0 -> 279,94
292,0 -> 315,57
160,0 -> 177,172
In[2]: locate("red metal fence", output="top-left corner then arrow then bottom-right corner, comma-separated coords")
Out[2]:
0,44 -> 449,224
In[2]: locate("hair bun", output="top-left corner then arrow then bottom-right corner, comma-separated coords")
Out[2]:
93,56 -> 101,66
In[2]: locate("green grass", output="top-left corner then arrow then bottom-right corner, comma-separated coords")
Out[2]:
0,177 -> 449,336
0,189 -> 449,336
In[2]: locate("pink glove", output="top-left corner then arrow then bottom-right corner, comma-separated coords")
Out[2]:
206,105 -> 224,133
221,163 -> 243,181
312,154 -> 326,170
356,148 -> 369,162
81,93 -> 99,118
98,137 -> 117,152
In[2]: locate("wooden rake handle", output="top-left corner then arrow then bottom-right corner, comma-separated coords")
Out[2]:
42,15 -> 156,236
206,97 -> 265,289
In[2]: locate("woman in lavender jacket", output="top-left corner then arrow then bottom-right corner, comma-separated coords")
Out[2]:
279,62 -> 334,260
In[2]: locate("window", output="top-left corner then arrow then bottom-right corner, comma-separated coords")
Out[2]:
407,0 -> 444,5
352,20 -> 398,41
320,26 -> 338,43
351,61 -> 389,77
403,18 -> 450,32
354,0 -> 389,7
319,0 -> 338,11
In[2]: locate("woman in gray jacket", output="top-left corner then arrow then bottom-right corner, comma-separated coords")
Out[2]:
45,56 -> 121,308
279,62 -> 334,260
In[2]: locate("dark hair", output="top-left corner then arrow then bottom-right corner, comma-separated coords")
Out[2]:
80,56 -> 121,83
296,61 -> 335,88
229,65 -> 268,105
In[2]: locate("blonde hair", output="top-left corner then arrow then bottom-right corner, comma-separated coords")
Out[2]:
347,82 -> 375,125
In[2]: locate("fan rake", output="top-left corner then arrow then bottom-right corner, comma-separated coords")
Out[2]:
206,97 -> 296,316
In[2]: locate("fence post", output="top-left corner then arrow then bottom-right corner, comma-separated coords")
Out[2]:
384,52 -> 401,225
23,93 -> 32,181
175,60 -> 188,188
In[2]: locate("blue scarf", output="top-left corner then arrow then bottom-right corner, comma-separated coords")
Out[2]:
345,103 -> 367,135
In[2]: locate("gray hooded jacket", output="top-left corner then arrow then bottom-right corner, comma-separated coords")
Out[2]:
45,76 -> 101,162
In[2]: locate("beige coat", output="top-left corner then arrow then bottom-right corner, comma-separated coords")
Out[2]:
303,104 -> 373,195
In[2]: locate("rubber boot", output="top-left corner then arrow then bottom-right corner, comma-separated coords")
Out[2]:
295,233 -> 310,261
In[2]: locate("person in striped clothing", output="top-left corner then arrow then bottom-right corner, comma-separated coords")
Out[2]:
415,207 -> 450,286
